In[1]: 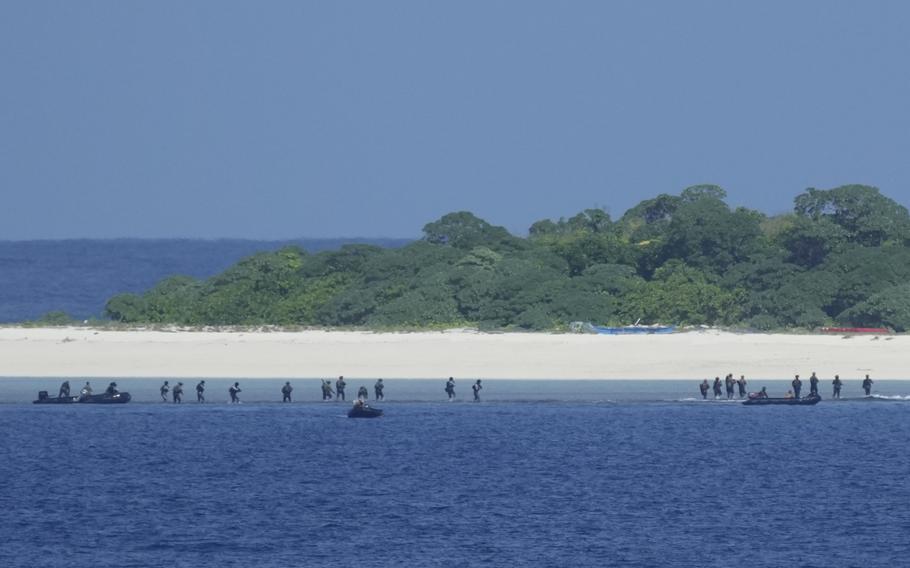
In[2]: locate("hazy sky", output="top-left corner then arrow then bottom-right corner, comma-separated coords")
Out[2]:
2,1 -> 910,239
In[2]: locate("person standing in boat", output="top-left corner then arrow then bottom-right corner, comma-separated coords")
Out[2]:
357,385 -> 369,401
282,381 -> 293,402
699,379 -> 709,400
791,375 -> 802,399
712,377 -> 723,399
832,375 -> 843,399
472,379 -> 483,402
445,377 -> 456,400
196,380 -> 206,403
374,379 -> 384,401
160,381 -> 170,402
173,382 -> 184,403
229,382 -> 241,403
58,380 -> 71,398
724,374 -> 735,399
862,374 -> 873,396
737,375 -> 747,399
335,376 -> 347,401
808,372 -> 819,397
80,381 -> 92,400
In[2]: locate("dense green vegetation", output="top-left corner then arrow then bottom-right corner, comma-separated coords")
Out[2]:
105,185 -> 910,331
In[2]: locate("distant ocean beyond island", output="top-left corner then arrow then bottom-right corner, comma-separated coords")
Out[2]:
0,238 -> 411,322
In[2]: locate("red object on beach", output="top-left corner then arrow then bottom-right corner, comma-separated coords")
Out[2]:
820,327 -> 890,334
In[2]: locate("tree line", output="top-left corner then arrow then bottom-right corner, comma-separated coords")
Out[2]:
104,184 -> 910,332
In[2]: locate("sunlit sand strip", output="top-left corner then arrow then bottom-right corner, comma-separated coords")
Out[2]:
0,327 -> 905,380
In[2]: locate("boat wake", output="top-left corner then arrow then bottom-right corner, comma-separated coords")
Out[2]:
867,394 -> 910,401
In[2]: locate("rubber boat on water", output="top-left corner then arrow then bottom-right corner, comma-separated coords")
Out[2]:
33,391 -> 132,404
348,402 -> 383,418
742,394 -> 821,406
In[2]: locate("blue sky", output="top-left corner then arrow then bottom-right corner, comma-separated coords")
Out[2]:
2,1 -> 909,239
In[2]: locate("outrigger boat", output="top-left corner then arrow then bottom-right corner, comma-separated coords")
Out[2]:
33,391 -> 131,404
742,394 -> 821,406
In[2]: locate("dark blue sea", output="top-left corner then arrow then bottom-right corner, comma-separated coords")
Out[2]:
1,380 -> 908,567
0,239 -> 411,322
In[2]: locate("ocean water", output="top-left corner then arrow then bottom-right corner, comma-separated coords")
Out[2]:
0,238 -> 411,322
1,380 -> 908,567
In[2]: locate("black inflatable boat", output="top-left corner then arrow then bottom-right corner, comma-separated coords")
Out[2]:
33,391 -> 132,404
348,403 -> 383,418
742,394 -> 820,406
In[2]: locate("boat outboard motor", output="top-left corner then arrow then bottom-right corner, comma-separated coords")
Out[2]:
38,391 -> 49,401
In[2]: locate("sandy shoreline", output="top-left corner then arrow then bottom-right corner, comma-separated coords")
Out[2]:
0,327 -> 906,380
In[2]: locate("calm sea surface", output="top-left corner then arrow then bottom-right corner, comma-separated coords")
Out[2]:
1,380 -> 908,567
0,239 -> 410,322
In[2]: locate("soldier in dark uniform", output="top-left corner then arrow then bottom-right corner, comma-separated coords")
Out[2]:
699,379 -> 709,400
335,376 -> 347,401
472,379 -> 483,402
832,375 -> 843,399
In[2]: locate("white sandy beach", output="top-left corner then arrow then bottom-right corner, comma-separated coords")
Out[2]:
0,327 -> 906,380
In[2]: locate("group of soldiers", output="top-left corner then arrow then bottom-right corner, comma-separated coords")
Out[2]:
156,380 -> 240,403
318,376 -> 384,402
445,376 -> 484,401
786,372 -> 874,399
699,372 -> 875,399
700,374 -> 750,400
62,376 -> 493,403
